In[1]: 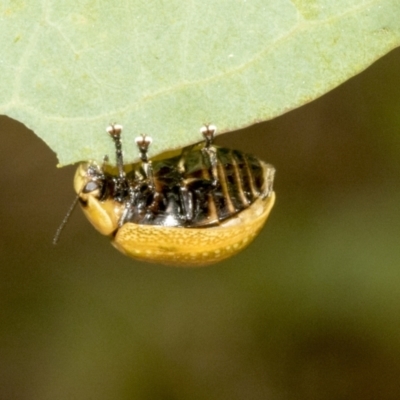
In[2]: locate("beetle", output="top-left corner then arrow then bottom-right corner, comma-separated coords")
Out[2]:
72,124 -> 275,266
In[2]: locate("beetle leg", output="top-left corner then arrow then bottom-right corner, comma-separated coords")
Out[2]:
135,134 -> 155,190
200,124 -> 217,149
118,201 -> 131,228
107,124 -> 125,180
135,134 -> 152,162
179,185 -> 194,222
200,124 -> 219,186
117,185 -> 141,227
101,154 -> 109,170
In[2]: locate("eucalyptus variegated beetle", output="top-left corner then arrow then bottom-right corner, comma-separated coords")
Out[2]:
72,124 -> 275,266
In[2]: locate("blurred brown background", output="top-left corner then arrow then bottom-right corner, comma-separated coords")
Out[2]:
1,47 -> 400,400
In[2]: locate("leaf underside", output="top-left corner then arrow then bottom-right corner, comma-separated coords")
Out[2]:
0,0 -> 399,166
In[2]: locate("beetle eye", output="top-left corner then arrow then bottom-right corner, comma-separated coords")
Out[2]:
83,181 -> 100,194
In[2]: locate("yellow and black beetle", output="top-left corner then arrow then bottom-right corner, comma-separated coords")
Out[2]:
73,124 -> 275,266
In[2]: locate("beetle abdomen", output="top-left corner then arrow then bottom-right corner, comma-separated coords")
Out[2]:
124,145 -> 274,228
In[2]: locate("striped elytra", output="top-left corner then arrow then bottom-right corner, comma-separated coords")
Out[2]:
74,124 -> 275,266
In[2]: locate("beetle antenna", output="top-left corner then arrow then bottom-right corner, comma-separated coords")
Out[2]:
107,123 -> 125,179
52,194 -> 80,245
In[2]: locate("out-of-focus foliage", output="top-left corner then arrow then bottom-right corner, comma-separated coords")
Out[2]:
0,1 -> 399,165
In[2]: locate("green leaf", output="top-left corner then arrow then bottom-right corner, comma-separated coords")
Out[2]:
1,1 -> 399,166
